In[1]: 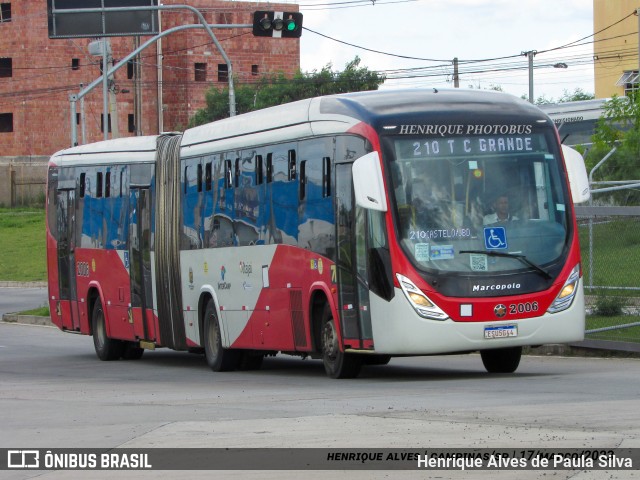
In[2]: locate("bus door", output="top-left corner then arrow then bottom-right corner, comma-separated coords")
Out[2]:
128,186 -> 155,341
56,186 -> 81,331
335,163 -> 373,348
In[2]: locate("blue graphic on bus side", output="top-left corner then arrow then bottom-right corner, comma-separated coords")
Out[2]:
483,227 -> 508,250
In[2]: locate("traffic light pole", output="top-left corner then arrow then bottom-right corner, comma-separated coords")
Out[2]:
55,5 -> 249,145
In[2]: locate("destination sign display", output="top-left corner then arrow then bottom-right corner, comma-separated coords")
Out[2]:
394,131 -> 549,159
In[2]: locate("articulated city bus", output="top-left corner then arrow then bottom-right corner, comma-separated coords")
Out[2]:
46,89 -> 590,378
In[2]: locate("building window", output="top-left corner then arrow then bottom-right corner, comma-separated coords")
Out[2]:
76,113 -> 81,125
0,58 -> 12,78
100,114 -> 112,133
195,62 -> 207,82
71,58 -> 79,70
0,112 -> 12,132
0,3 -> 11,23
251,65 -> 259,76
617,70 -> 639,96
128,114 -> 135,133
127,59 -> 135,79
218,64 -> 228,83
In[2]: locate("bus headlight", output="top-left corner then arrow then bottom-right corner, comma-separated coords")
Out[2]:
397,273 -> 449,321
547,263 -> 580,314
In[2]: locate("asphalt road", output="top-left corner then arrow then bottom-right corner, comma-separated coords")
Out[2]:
1,321 -> 639,479
0,286 -> 48,316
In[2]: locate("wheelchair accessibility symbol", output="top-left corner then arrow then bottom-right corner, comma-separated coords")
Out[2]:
483,227 -> 508,250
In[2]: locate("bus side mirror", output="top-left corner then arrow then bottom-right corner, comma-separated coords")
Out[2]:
562,145 -> 590,204
352,152 -> 388,212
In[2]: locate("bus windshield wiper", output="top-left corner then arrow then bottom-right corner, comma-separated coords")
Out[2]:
459,250 -> 552,279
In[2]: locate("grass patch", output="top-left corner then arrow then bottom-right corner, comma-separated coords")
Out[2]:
0,208 -> 47,282
579,219 -> 640,292
18,306 -> 50,316
586,315 -> 640,343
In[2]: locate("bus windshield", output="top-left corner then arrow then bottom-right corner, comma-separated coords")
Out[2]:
386,131 -> 570,275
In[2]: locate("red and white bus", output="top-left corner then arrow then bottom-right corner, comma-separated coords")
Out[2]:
46,89 -> 590,378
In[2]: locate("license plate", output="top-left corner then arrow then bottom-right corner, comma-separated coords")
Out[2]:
484,324 -> 518,339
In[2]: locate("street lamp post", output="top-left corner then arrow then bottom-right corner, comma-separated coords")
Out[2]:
523,50 -> 537,103
524,51 -> 568,104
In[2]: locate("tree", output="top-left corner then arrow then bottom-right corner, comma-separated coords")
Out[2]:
557,88 -> 594,103
189,57 -> 385,126
587,92 -> 640,205
524,88 -> 595,105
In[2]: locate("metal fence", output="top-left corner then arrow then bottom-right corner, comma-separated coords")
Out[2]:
576,206 -> 640,350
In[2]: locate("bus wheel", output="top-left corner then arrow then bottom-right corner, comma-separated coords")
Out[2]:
121,342 -> 144,360
321,304 -> 362,379
203,300 -> 239,372
91,298 -> 123,361
481,346 -> 522,373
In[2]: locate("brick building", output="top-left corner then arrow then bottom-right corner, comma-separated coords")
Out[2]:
0,1 -> 300,158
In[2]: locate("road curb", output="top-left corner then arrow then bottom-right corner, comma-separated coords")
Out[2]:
0,281 -> 47,288
2,313 -> 53,326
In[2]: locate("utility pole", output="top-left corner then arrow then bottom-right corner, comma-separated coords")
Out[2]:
453,57 -> 459,88
523,50 -> 537,103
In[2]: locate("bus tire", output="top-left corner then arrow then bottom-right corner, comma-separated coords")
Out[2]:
481,346 -> 522,373
121,342 -> 144,360
91,298 -> 123,361
203,300 -> 239,372
321,304 -> 362,379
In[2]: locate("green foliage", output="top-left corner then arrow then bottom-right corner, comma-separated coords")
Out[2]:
189,57 -> 385,126
586,92 -> 640,204
593,93 -> 639,147
594,295 -> 624,317
0,208 -> 47,281
557,88 -> 595,103
530,88 -> 595,105
18,306 -> 50,316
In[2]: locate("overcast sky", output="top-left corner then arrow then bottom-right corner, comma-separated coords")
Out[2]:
297,0 -> 594,102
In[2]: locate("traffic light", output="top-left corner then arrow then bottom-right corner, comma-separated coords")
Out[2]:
252,11 -> 303,38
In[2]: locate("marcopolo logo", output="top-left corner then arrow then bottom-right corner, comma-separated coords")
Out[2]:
472,283 -> 521,292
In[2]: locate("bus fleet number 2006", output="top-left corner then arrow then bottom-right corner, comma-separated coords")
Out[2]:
509,302 -> 539,314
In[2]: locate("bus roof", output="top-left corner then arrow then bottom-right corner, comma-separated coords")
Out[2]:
49,135 -> 159,167
180,89 -> 551,156
50,89 -> 555,164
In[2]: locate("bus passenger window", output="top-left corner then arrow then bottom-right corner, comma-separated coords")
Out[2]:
96,172 -> 103,198
299,160 -> 306,201
322,157 -> 331,197
288,150 -> 297,181
266,153 -> 273,183
224,159 -> 232,189
105,172 -> 111,198
205,163 -> 212,191
79,173 -> 86,198
256,155 -> 263,185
